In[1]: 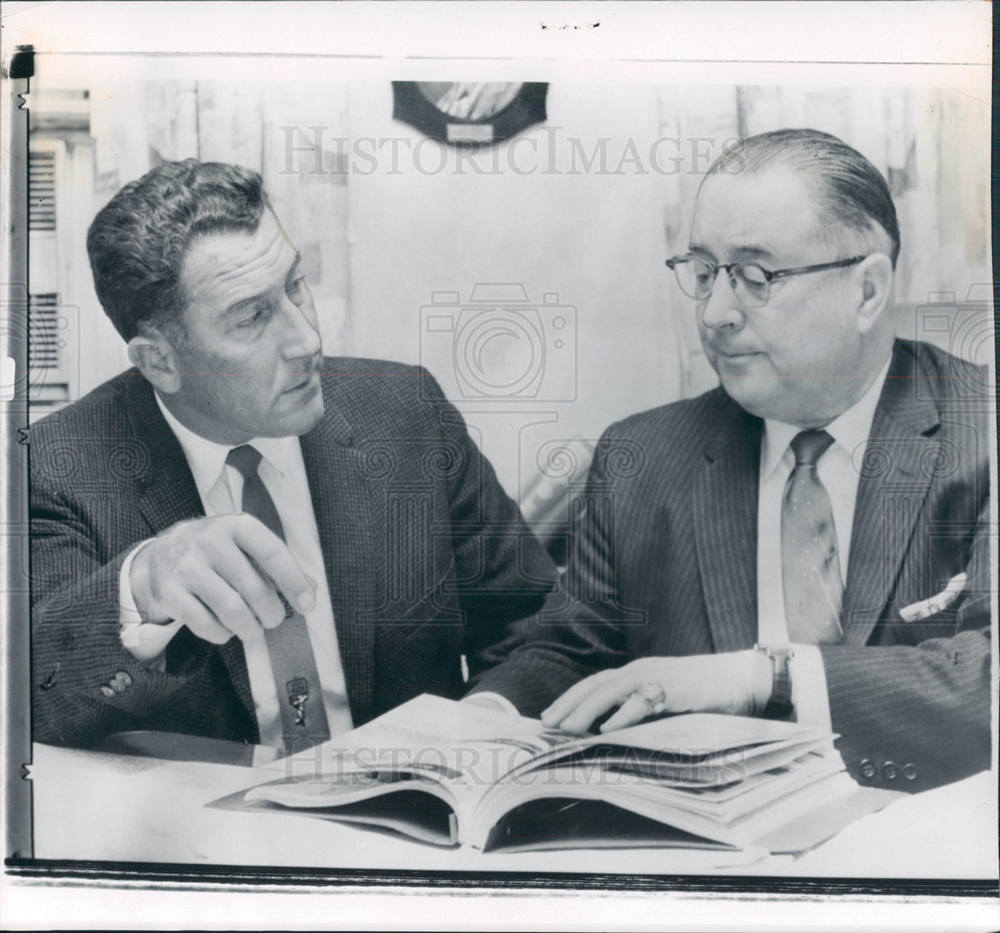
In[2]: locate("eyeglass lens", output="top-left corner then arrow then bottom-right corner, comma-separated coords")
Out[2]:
675,259 -> 769,306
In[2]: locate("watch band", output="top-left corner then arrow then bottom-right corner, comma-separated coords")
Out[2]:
755,644 -> 794,720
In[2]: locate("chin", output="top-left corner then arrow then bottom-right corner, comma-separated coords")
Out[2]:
297,401 -> 326,435
719,372 -> 759,406
280,395 -> 325,437
728,392 -> 823,427
719,377 -> 784,422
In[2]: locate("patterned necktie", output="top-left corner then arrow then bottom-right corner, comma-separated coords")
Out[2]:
226,444 -> 331,753
781,430 -> 845,644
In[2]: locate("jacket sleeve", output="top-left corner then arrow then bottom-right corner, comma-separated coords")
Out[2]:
30,476 -> 210,747
464,421 -> 635,714
821,498 -> 992,793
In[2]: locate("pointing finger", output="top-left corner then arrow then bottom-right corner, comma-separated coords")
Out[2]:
233,516 -> 315,614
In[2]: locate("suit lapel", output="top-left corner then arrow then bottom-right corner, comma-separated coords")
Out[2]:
125,374 -> 256,722
692,397 -> 763,652
300,373 -> 382,727
841,344 -> 941,645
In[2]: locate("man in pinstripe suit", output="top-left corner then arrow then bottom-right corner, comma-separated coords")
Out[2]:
541,130 -> 992,793
30,160 -> 570,751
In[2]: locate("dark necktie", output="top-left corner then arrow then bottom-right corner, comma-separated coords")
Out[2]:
781,430 -> 844,644
226,444 -> 331,753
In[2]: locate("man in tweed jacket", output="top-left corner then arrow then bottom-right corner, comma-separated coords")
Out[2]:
541,130 -> 992,793
31,160 -> 574,749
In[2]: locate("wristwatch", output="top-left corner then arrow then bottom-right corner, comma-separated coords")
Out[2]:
755,644 -> 794,720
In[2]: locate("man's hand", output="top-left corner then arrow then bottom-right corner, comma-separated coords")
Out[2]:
541,651 -> 772,734
129,513 -> 316,645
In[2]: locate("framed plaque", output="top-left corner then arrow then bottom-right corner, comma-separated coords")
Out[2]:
391,81 -> 548,146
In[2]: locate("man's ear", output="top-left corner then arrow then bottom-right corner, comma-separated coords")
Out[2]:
127,328 -> 182,394
855,253 -> 894,335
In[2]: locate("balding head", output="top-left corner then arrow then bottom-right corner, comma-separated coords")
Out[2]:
706,128 -> 900,268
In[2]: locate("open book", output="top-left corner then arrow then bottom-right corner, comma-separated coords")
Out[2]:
232,694 -> 895,854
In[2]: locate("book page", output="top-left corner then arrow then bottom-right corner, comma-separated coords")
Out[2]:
253,694 -> 566,794
503,713 -> 836,782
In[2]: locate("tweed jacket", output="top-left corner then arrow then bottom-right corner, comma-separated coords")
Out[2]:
532,339 -> 992,793
30,358 -> 576,748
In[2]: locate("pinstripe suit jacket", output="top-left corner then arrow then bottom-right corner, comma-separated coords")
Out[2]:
30,358 -> 570,748
535,339 -> 992,793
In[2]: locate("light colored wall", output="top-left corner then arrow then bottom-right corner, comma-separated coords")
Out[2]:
45,79 -> 354,403
344,81 -> 679,498
31,80 -> 993,496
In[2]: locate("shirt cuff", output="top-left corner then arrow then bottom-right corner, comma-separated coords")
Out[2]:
119,540 -> 182,671
461,691 -> 520,716
789,644 -> 833,730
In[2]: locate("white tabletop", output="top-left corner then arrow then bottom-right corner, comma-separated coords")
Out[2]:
27,743 -> 998,879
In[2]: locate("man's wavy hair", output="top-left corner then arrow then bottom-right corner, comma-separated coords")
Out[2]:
706,128 -> 901,268
87,159 -> 271,341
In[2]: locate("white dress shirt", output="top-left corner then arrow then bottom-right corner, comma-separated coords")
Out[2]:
756,357 -> 891,726
119,393 -> 353,747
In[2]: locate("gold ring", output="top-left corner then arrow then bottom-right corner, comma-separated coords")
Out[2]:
634,682 -> 667,717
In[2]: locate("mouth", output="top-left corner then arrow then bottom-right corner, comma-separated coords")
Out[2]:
713,348 -> 762,360
284,372 -> 320,395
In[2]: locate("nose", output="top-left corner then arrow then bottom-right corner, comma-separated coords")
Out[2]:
698,271 -> 745,332
279,293 -> 322,360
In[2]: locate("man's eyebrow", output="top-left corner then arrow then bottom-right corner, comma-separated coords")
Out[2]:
222,292 -> 268,318
730,245 -> 777,262
687,242 -> 778,263
221,252 -> 303,318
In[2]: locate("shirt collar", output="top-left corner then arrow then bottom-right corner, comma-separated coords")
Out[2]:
760,355 -> 892,481
153,392 -> 293,500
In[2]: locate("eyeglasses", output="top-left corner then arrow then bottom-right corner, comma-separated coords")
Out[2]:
664,254 -> 866,308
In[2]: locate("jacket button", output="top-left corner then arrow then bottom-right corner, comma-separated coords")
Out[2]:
902,763 -> 918,781
858,758 -> 877,780
100,685 -> 115,698
109,671 -> 132,692
881,761 -> 899,781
